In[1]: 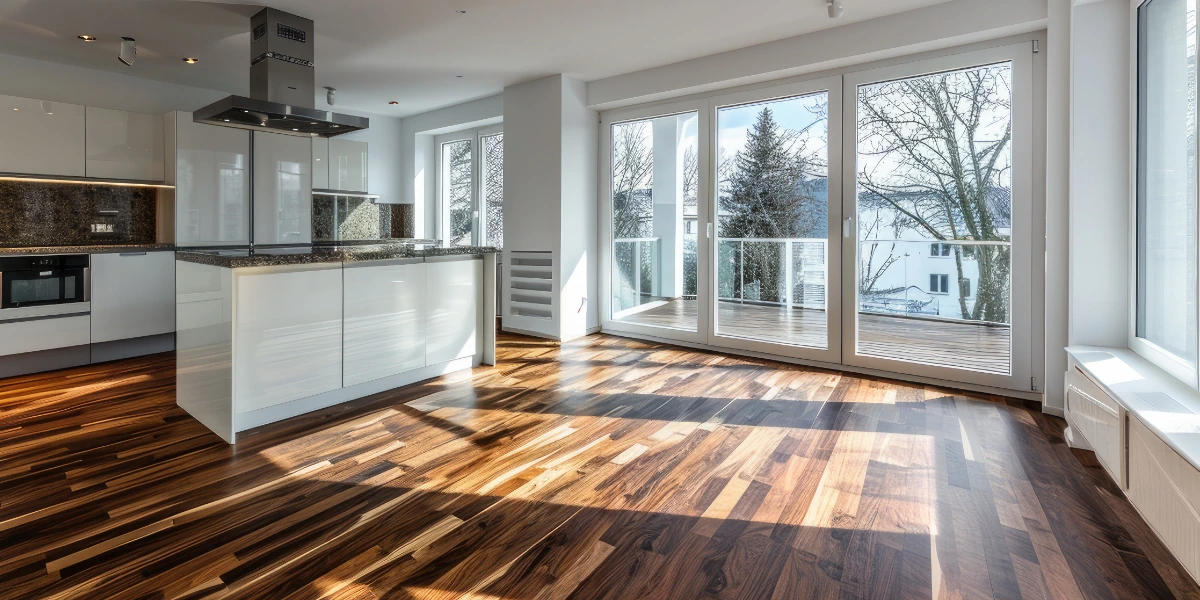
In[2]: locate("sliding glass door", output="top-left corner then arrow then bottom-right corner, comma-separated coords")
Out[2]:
708,78 -> 843,363
600,100 -> 711,345
842,42 -> 1034,390
600,41 -> 1037,393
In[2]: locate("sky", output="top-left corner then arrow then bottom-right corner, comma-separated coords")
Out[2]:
718,91 -> 828,175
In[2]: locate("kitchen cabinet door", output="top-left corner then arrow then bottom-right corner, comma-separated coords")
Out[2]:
91,251 -> 176,343
426,259 -> 481,365
174,113 -> 250,246
312,137 -> 329,189
234,266 -> 342,413
85,107 -> 164,181
344,261 -> 427,386
329,138 -> 367,192
0,95 -> 85,177
253,132 -> 312,245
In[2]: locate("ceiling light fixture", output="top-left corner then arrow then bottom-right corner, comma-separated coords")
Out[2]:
456,10 -> 467,14
388,101 -> 398,105
118,37 -> 136,66
183,57 -> 199,64
77,35 -> 96,42
827,0 -> 843,18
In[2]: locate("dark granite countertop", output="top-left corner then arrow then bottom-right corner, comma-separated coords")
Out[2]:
0,243 -> 175,256
175,242 -> 497,269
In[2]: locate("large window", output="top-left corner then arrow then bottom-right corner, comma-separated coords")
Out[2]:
437,126 -> 504,248
1136,0 -> 1199,379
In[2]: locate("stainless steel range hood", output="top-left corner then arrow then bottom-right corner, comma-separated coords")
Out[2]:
193,8 -> 368,137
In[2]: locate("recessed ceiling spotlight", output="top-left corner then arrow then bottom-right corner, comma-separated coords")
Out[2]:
183,57 -> 199,64
223,119 -> 230,122
456,75 -> 463,78
292,128 -> 299,131
456,9 -> 467,14
77,35 -> 96,42
388,101 -> 399,105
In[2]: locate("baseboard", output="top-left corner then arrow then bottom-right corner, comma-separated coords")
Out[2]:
502,325 -> 561,342
0,345 -> 90,379
233,355 -> 481,433
1042,405 -> 1065,418
91,333 -> 175,364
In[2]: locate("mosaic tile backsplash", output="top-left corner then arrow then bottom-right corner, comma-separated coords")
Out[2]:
312,195 -> 393,242
0,180 -> 157,247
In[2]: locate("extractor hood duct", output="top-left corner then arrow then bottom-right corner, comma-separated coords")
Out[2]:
193,8 -> 368,137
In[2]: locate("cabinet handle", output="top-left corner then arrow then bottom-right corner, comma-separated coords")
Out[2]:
119,252 -> 148,256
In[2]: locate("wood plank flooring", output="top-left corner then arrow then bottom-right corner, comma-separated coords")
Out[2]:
619,299 -> 1012,374
1,332 -> 1196,599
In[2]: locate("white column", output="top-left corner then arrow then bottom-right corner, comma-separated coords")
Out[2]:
651,116 -> 685,299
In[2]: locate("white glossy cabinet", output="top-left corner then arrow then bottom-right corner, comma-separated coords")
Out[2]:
329,138 -> 368,192
253,132 -> 312,245
85,107 -> 164,181
91,251 -> 176,343
234,266 -> 342,413
311,137 -> 329,189
172,112 -> 250,246
0,95 -> 85,176
343,261 -> 427,386
426,259 -> 481,365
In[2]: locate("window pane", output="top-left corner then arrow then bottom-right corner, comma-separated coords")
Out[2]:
483,133 -> 504,249
1138,0 -> 1199,364
442,140 -> 473,247
855,62 -> 1013,375
609,113 -> 698,332
714,92 -> 830,348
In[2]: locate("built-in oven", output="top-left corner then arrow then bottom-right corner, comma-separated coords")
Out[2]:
0,255 -> 89,310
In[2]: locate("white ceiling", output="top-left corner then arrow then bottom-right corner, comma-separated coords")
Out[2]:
0,0 -> 954,117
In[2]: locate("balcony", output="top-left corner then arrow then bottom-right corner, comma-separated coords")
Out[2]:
613,237 -> 1011,375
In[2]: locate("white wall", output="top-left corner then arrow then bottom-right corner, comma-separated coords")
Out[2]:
1069,0 -> 1130,349
560,76 -> 599,337
586,0 -> 1049,109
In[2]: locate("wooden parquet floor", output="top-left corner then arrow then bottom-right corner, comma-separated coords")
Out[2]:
1,332 -> 1197,599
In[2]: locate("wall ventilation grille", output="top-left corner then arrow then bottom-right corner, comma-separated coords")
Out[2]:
508,252 -> 553,320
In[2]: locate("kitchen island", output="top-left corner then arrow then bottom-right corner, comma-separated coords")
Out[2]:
174,243 -> 498,443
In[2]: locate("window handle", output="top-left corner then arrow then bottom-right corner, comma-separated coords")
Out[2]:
843,217 -> 853,238
707,223 -> 713,239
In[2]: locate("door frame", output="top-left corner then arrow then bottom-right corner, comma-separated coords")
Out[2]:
599,98 -> 713,346
705,76 -> 844,365
840,41 -> 1036,392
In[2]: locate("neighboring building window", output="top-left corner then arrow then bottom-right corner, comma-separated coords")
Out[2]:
1135,0 -> 1199,376
930,243 -> 952,257
930,274 -> 949,294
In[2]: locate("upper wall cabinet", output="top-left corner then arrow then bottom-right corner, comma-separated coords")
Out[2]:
254,131 -> 312,245
85,107 -> 165,181
329,138 -> 368,192
312,137 -> 329,189
0,95 -> 85,177
170,112 -> 251,247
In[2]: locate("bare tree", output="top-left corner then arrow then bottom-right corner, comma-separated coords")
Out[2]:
483,133 -> 504,248
856,64 -> 1012,322
447,140 -> 473,245
859,211 -> 900,296
612,121 -> 654,238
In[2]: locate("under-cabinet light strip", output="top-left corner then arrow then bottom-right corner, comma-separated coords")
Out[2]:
0,175 -> 174,189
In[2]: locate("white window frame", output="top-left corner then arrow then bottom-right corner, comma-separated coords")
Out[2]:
1128,0 -> 1200,389
435,124 -> 504,248
597,35 -> 1044,396
930,274 -> 950,294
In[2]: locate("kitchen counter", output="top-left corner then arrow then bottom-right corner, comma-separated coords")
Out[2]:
175,245 -> 497,443
0,243 -> 174,256
175,242 -> 497,269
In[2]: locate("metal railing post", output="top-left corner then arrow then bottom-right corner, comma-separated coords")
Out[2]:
784,241 -> 793,310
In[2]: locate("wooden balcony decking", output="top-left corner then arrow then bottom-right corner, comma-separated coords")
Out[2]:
618,299 -> 1011,374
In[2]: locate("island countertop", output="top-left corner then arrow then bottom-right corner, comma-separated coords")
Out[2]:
175,242 -> 498,269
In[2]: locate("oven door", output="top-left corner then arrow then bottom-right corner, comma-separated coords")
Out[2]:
2,267 -> 88,309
